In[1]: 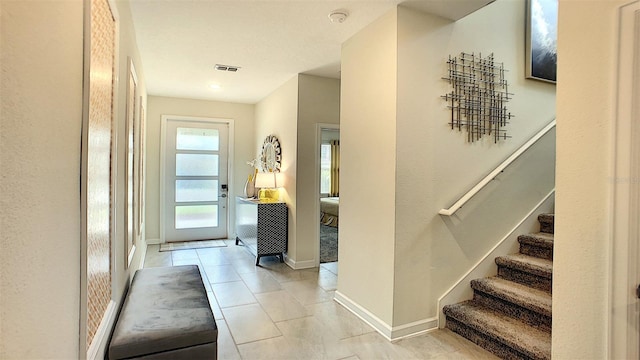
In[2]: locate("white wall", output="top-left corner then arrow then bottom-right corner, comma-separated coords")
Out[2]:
254,76 -> 300,262
252,74 -> 340,268
338,8 -> 399,326
113,0 -> 148,313
296,74 -> 341,264
145,96 -> 256,242
143,75 -> 339,271
553,0 -> 628,357
0,1 -> 83,357
338,0 -> 556,334
1,1 -> 149,357
393,1 -> 556,326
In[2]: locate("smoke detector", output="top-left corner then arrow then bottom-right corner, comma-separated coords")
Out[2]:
328,10 -> 348,23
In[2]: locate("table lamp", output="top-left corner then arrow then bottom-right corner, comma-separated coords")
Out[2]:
255,172 -> 279,202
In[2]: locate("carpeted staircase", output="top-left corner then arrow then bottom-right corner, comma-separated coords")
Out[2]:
443,213 -> 554,360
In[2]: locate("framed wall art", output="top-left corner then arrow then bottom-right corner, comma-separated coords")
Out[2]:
136,97 -> 145,238
526,0 -> 558,83
125,57 -> 138,268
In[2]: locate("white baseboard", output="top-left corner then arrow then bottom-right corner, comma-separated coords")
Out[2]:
389,317 -> 439,340
86,300 -> 117,360
146,238 -> 161,245
284,255 -> 316,270
334,291 -> 437,341
138,240 -> 148,270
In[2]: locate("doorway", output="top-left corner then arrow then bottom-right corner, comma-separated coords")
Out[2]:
318,125 -> 340,265
161,116 -> 230,242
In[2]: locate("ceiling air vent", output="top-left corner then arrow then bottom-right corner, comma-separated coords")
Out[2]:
215,64 -> 240,72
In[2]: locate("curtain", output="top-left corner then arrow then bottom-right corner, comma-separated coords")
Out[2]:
330,140 -> 340,196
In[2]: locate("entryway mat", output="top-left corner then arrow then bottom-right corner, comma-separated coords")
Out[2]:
159,239 -> 227,252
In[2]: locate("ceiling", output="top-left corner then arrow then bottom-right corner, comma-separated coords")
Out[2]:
128,0 -> 493,104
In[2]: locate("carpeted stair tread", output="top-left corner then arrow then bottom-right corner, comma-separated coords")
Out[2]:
471,277 -> 552,318
537,213 -> 554,222
444,301 -> 551,360
518,232 -> 554,260
538,214 -> 554,234
518,232 -> 554,249
495,253 -> 553,279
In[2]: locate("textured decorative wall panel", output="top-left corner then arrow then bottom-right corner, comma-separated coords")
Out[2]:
87,0 -> 115,347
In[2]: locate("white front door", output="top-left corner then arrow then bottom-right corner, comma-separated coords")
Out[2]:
163,117 -> 229,242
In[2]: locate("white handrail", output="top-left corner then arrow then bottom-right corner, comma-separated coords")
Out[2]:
439,119 -> 556,216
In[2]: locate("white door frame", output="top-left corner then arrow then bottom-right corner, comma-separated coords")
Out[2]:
160,115 -> 235,243
609,1 -> 640,358
314,123 -> 340,267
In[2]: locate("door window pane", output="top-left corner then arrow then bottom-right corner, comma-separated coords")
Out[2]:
175,205 -> 218,229
176,180 -> 218,202
176,154 -> 218,176
176,127 -> 219,151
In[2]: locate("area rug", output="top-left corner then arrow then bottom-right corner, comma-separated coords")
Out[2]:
159,239 -> 227,252
320,224 -> 338,263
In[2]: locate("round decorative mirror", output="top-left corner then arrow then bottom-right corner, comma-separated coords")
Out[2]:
261,135 -> 281,172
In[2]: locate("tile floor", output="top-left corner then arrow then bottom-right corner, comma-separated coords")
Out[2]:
144,240 -> 498,359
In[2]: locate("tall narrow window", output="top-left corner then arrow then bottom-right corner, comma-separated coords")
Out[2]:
320,143 -> 331,195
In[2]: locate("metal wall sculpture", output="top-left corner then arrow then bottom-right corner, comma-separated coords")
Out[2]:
442,52 -> 514,143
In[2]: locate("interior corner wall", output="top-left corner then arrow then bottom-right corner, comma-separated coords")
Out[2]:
296,74 -> 340,264
553,0 -> 627,357
145,96 -> 256,242
338,8 -> 398,326
254,76 -> 300,263
392,1 -> 556,327
0,1 -> 83,358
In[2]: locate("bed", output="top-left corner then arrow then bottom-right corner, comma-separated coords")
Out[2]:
320,197 -> 339,227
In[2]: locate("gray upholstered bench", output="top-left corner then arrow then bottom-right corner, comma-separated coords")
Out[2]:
108,265 -> 217,359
